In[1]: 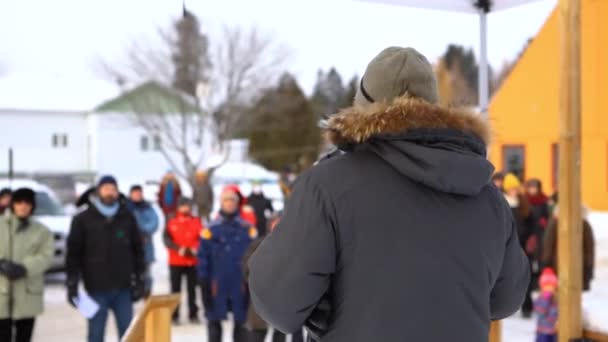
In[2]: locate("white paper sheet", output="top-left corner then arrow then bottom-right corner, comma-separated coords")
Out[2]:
74,291 -> 100,319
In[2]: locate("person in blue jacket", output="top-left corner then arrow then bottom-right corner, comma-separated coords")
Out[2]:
127,185 -> 159,298
198,187 -> 257,342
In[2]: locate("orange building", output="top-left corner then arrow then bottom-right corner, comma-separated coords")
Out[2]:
489,0 -> 608,210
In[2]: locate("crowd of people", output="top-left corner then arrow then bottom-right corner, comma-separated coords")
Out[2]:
492,172 -> 596,341
0,170 -> 290,342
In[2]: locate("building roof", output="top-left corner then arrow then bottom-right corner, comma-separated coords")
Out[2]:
0,73 -> 120,112
95,80 -> 199,113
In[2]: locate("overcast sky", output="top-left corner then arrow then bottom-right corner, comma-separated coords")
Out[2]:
0,0 -> 556,92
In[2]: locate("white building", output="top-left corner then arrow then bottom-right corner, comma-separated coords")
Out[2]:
0,75 -> 223,187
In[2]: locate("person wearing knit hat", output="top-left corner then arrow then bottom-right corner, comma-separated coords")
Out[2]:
534,268 -> 558,342
198,186 -> 256,342
249,47 -> 529,342
127,184 -> 159,300
66,173 -> 146,341
0,188 -> 54,342
503,173 -> 521,193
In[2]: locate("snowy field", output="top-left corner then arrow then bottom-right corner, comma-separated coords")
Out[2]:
35,211 -> 608,341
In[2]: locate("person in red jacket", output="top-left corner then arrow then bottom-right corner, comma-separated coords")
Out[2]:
221,185 -> 257,227
163,197 -> 202,324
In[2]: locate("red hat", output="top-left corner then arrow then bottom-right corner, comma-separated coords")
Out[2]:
539,268 -> 558,289
222,185 -> 245,206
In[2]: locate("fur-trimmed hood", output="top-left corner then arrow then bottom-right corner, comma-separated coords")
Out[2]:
325,96 -> 495,195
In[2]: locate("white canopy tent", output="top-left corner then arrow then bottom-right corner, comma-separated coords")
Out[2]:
355,0 -> 542,116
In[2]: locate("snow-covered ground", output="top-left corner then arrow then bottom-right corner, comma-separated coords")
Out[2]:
35,211 -> 608,341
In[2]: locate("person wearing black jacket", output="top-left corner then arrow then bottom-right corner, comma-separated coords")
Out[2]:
247,182 -> 274,236
66,175 -> 145,342
248,47 -> 529,342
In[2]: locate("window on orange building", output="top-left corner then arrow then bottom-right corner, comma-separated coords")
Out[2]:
502,145 -> 526,180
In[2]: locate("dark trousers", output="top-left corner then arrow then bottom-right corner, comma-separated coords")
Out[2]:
273,329 -> 304,342
521,257 -> 535,315
536,333 -> 557,342
0,318 -> 35,342
208,321 -> 248,342
170,265 -> 198,319
248,329 -> 268,342
88,289 -> 133,342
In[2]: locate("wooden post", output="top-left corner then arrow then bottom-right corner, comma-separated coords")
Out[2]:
144,307 -> 172,342
557,0 -> 583,341
123,294 -> 181,342
489,320 -> 501,342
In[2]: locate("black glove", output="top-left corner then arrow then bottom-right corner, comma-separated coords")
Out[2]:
0,259 -> 10,275
184,249 -> 196,258
304,295 -> 332,341
131,274 -> 146,302
66,278 -> 79,308
0,260 -> 27,280
200,279 -> 213,311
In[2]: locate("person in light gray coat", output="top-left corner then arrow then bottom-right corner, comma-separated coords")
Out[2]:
248,47 -> 530,342
0,188 -> 54,342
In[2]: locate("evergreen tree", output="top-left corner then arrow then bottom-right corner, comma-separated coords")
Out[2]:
341,75 -> 359,109
247,73 -> 321,171
171,9 -> 211,98
311,67 -> 346,119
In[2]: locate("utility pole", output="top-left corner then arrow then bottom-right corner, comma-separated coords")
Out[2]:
557,0 -> 583,341
8,147 -> 14,184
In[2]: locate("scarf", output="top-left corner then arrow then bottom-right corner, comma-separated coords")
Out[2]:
92,196 -> 120,218
527,193 -> 548,206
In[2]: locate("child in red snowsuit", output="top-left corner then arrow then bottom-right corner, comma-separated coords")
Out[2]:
534,268 -> 558,342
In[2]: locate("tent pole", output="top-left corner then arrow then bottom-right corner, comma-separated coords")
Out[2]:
479,9 -> 489,118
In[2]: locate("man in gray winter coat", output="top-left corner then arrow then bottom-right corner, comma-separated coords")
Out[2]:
248,47 -> 530,342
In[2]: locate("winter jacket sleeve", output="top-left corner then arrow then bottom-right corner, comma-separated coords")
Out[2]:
127,214 -> 146,277
139,206 -> 159,235
163,220 -> 180,251
242,238 -> 263,281
248,173 -> 336,334
22,225 -> 54,276
197,230 -> 212,280
66,214 -> 85,281
490,215 -> 531,320
265,198 -> 274,214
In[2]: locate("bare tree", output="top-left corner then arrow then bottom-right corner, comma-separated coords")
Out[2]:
95,12 -> 289,185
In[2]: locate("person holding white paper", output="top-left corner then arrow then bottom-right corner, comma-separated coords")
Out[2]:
66,176 -> 146,342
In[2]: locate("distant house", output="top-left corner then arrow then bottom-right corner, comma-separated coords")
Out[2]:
93,81 -> 220,182
488,0 -> 608,209
0,75 -> 221,190
0,74 -> 118,179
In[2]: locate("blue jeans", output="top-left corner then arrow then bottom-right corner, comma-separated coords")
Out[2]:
88,289 -> 133,342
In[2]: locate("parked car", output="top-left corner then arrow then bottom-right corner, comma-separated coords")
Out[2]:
0,179 -> 71,273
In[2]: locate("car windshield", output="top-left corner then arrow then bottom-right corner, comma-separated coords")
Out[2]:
34,192 -> 65,216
